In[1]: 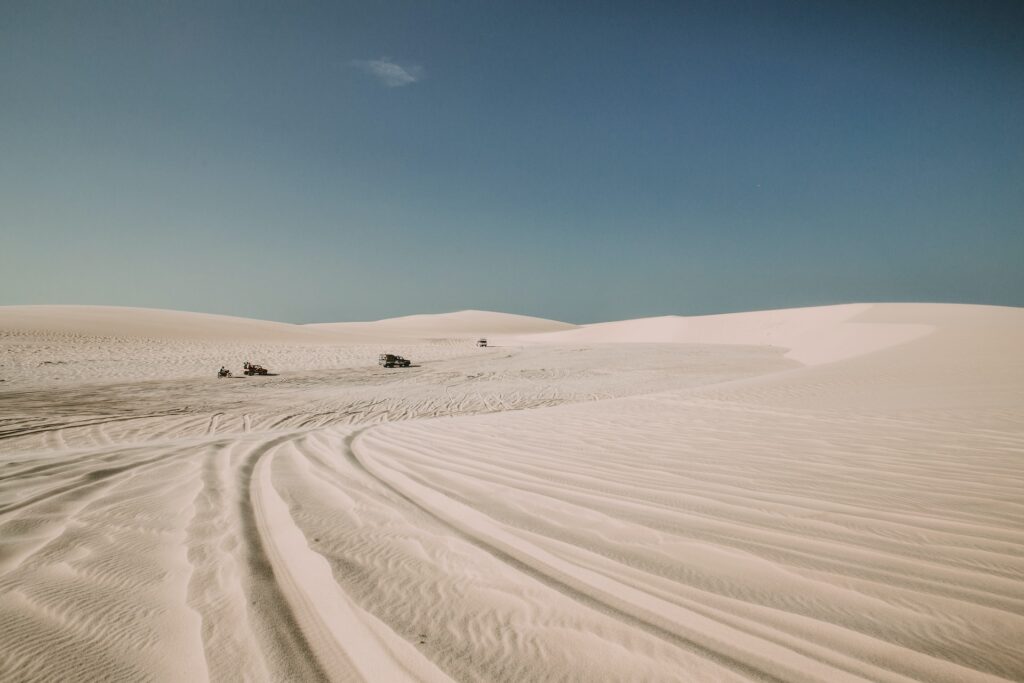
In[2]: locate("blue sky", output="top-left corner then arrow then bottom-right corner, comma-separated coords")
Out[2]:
2,1 -> 1022,323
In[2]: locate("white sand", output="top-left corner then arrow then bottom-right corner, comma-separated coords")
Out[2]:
309,309 -> 577,338
0,307 -> 569,387
506,303 -> 934,365
1,303 -> 1022,681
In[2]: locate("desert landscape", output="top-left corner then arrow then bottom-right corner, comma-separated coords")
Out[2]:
1,302 -> 1022,682
5,1 -> 1022,680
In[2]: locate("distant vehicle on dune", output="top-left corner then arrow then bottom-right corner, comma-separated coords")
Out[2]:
378,353 -> 411,368
243,361 -> 269,376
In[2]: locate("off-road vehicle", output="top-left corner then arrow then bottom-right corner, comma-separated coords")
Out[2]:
378,353 -> 411,368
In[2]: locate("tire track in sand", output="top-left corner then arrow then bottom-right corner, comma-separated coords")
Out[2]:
203,428 -> 454,682
232,432 -> 331,682
341,426 -> 808,683
248,437 -> 454,683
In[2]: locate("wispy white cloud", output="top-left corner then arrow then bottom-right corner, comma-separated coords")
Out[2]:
351,58 -> 423,87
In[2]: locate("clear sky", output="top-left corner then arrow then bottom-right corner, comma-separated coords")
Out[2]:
2,1 -> 1022,323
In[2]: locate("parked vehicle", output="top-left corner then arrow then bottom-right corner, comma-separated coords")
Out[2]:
378,353 -> 411,368
243,361 -> 269,376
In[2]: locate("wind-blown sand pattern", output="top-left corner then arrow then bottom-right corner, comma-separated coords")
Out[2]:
1,304 -> 1022,681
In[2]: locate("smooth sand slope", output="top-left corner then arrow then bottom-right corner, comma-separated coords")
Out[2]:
509,303 -> 934,365
0,305 -> 343,342
0,303 -> 1022,682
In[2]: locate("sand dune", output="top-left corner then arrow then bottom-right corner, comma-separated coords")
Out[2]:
0,306 -> 572,343
1,303 -> 1022,681
308,309 -> 577,338
0,305 -> 338,342
512,303 -> 936,365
